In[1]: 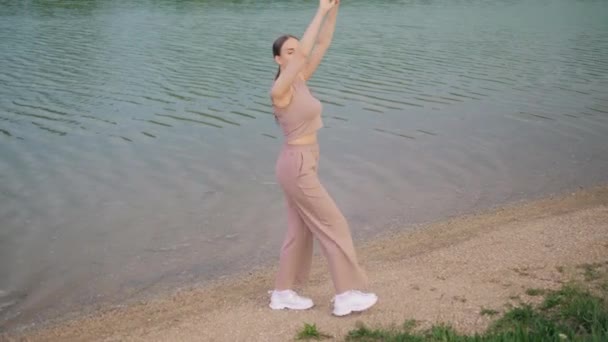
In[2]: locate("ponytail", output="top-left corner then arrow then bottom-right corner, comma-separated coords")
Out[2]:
272,67 -> 280,124
274,66 -> 281,80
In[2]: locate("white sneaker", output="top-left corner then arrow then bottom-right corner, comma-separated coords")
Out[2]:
269,290 -> 314,310
332,290 -> 378,316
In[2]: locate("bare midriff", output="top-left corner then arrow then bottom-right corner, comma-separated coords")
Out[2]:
287,132 -> 317,145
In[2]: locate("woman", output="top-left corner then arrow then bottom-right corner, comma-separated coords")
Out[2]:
268,0 -> 378,317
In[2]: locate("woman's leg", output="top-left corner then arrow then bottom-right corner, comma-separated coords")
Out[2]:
287,146 -> 368,294
275,143 -> 376,315
270,146 -> 316,310
274,195 -> 314,290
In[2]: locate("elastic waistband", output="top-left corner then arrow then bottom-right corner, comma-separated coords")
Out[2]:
282,142 -> 319,152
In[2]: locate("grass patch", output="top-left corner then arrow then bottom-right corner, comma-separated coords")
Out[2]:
480,308 -> 499,316
298,263 -> 608,341
296,323 -> 332,340
345,320 -> 420,341
525,288 -> 547,296
346,323 -> 395,341
343,281 -> 608,341
403,319 -> 418,331
579,262 -> 603,281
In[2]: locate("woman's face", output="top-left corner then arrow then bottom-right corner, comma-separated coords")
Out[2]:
275,37 -> 299,69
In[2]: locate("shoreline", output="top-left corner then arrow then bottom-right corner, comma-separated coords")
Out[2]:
4,184 -> 608,341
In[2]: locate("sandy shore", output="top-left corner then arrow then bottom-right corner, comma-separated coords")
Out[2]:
4,185 -> 608,341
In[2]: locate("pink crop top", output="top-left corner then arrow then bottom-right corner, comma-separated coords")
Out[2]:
272,77 -> 323,142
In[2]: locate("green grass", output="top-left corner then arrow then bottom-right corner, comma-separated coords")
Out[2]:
341,281 -> 608,341
578,263 -> 603,281
296,323 -> 332,340
525,288 -> 546,296
480,308 -> 499,316
297,262 -> 608,341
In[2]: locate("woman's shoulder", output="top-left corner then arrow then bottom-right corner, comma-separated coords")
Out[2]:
269,75 -> 304,110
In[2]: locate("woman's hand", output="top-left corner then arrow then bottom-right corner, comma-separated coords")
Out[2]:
319,0 -> 337,13
329,0 -> 340,14
272,0 -> 336,105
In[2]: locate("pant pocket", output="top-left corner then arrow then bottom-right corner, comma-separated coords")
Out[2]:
295,151 -> 305,175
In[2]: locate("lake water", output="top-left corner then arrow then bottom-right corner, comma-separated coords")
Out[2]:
1,0 -> 608,331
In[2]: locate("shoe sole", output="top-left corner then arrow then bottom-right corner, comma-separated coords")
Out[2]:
332,296 -> 378,316
269,302 -> 314,310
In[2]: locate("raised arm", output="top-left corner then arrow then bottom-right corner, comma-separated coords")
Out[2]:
302,0 -> 339,81
271,0 -> 336,106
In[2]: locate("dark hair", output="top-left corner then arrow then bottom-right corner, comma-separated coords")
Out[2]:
271,34 -> 298,124
272,34 -> 298,80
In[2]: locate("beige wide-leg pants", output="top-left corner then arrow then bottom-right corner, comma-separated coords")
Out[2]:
274,143 -> 368,294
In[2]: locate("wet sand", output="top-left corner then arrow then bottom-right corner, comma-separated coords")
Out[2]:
4,184 -> 607,341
